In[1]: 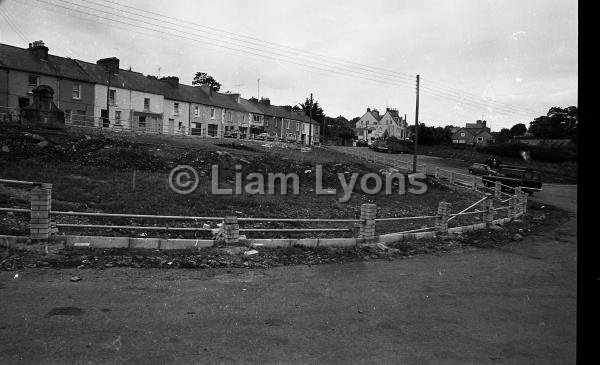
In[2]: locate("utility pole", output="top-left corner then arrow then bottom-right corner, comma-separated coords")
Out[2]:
257,78 -> 260,99
105,68 -> 111,129
308,93 -> 313,147
412,75 -> 420,173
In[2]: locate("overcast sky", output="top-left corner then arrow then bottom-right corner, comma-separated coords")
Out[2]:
0,0 -> 577,130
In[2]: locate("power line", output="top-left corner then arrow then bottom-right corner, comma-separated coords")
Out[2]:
16,0 -> 539,119
0,8 -> 28,44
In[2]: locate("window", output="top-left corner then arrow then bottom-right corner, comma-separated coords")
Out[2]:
296,123 -> 300,132
476,137 -> 483,142
108,89 -> 115,105
253,114 -> 260,122
275,118 -> 279,127
174,102 -> 180,116
73,83 -> 82,100
139,116 -> 146,128
265,120 -> 269,127
286,120 -> 290,129
207,124 -> 218,137
28,74 -> 39,93
210,108 -> 215,119
460,132 -> 465,137
115,110 -> 121,125
194,106 -> 199,117
227,111 -> 232,122
143,98 -> 150,111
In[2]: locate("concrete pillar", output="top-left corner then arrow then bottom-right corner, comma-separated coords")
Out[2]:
421,164 -> 427,175
449,172 -> 455,184
359,203 -> 377,240
30,183 -> 52,242
494,181 -> 501,198
483,196 -> 494,226
471,176 -> 477,190
435,167 -> 440,179
435,201 -> 451,233
223,216 -> 239,245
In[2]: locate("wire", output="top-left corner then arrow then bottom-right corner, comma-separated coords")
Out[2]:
0,8 -> 28,44
14,0 -> 539,119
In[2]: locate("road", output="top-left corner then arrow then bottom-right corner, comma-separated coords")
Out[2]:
0,148 -> 577,364
329,147 -> 577,214
1,220 -> 577,364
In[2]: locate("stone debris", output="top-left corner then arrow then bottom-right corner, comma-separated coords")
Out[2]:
70,276 -> 82,282
243,249 -> 259,256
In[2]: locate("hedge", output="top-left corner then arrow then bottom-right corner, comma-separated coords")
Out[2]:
476,142 -> 577,162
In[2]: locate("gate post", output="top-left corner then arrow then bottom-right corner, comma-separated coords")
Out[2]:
435,201 -> 451,233
359,204 -> 377,241
30,183 -> 52,242
223,216 -> 240,245
494,181 -> 501,198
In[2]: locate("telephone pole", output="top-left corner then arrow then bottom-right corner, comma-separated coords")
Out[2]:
412,75 -> 420,173
257,78 -> 260,99
308,93 -> 313,147
105,68 -> 111,128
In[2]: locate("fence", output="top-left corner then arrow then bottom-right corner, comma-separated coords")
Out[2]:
0,175 -> 527,248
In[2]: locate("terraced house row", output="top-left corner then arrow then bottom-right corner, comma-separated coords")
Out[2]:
0,41 -> 320,144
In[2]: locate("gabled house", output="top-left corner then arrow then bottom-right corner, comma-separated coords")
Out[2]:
355,107 -> 407,143
452,120 -> 494,145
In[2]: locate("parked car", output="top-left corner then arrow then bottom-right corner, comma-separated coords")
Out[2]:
224,130 -> 243,139
356,139 -> 368,147
255,132 -> 274,141
371,140 -> 389,153
482,168 -> 542,195
468,163 -> 497,176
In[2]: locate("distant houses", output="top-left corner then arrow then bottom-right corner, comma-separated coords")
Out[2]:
354,107 -> 408,144
0,41 -> 320,144
451,120 -> 494,145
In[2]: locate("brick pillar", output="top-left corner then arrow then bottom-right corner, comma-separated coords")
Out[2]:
30,183 -> 52,242
508,195 -> 516,218
435,201 -> 451,233
483,196 -> 494,226
514,187 -> 523,216
494,181 -> 501,198
359,203 -> 377,240
223,216 -> 239,245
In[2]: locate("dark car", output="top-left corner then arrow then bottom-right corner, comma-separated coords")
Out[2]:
371,140 -> 389,153
468,163 -> 497,176
482,168 -> 542,195
356,139 -> 368,147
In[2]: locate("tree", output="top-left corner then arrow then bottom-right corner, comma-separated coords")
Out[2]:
528,106 -> 578,139
509,123 -> 527,137
296,97 -> 325,124
324,115 -> 355,143
192,72 -> 221,91
494,128 -> 512,143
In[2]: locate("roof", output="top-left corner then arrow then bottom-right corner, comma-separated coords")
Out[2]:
0,43 -> 93,82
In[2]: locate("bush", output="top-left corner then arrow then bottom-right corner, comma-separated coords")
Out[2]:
476,142 -> 577,163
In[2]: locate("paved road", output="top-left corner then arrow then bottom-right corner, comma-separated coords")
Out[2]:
0,217 -> 577,364
330,147 -> 577,214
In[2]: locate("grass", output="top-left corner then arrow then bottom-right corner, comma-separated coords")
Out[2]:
0,125 -> 482,239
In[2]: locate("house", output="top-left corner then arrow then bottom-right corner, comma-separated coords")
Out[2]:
452,120 -> 494,145
0,41 -> 96,123
0,41 -> 322,145
355,107 -> 407,143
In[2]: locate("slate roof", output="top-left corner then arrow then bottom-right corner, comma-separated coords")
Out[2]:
0,42 -> 320,125
0,43 -> 92,82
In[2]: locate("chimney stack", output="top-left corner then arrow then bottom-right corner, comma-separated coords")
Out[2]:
96,57 -> 120,74
249,97 -> 259,103
28,40 -> 49,61
161,76 -> 179,88
259,97 -> 270,106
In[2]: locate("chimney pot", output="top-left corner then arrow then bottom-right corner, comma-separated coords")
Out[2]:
29,40 -> 49,61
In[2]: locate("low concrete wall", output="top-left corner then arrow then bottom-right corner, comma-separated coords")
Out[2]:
1,215 -> 520,251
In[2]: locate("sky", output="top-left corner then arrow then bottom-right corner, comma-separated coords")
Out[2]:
0,0 -> 578,131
